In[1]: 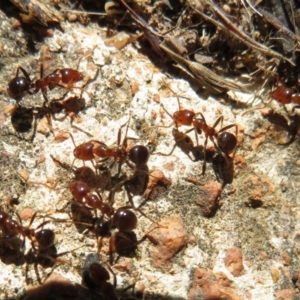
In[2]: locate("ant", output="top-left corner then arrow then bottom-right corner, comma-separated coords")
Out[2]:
70,115 -> 149,175
157,80 -> 237,174
271,86 -> 300,109
0,210 -> 60,284
82,254 -> 137,300
0,210 -> 54,251
186,113 -> 237,174
7,65 -> 83,104
69,180 -> 114,217
69,179 -> 160,263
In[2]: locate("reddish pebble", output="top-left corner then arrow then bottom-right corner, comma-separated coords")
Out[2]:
188,268 -> 242,300
224,247 -> 245,277
196,181 -> 222,217
20,208 -> 34,221
147,216 -> 187,268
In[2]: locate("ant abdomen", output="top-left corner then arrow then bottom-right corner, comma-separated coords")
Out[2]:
112,208 -> 137,232
7,77 -> 31,101
217,132 -> 237,154
128,145 -> 149,165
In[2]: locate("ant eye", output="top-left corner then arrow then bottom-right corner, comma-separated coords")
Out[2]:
7,77 -> 30,101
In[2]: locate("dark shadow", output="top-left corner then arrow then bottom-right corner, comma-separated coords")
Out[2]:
212,153 -> 234,186
0,236 -> 24,266
70,203 -> 94,234
11,106 -> 34,133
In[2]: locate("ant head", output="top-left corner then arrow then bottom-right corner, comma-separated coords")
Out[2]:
7,77 -> 31,101
128,145 -> 149,165
70,180 -> 91,202
173,110 -> 195,127
217,132 -> 237,154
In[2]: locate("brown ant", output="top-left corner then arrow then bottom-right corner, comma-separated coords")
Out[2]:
70,116 -> 149,175
157,81 -> 237,174
68,179 -> 160,263
271,86 -> 300,109
0,210 -> 62,284
7,65 -> 83,104
187,113 -> 237,174
69,180 -> 114,217
82,254 -> 137,300
0,210 -> 54,251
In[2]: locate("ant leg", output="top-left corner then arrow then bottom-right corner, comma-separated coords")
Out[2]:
161,103 -> 175,121
34,261 -> 43,284
30,110 -> 39,143
155,143 -> 177,156
212,115 -> 223,129
202,136 -> 208,175
211,136 -> 229,166
218,123 -> 238,137
25,261 -> 32,285
16,66 -> 32,81
119,112 -> 132,147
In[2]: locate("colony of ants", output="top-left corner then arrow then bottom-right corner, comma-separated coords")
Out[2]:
1,57 -> 241,299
